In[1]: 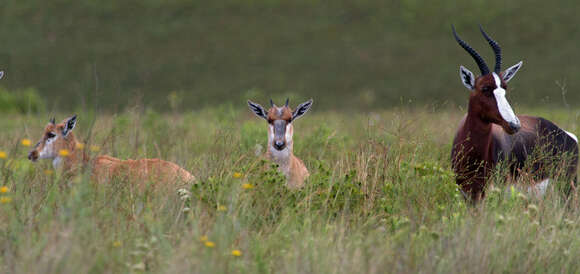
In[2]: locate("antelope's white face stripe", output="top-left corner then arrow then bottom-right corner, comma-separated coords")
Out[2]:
38,135 -> 58,159
492,73 -> 520,126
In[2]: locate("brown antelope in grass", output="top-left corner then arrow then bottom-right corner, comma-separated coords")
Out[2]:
451,26 -> 578,201
248,98 -> 313,188
28,115 -> 195,187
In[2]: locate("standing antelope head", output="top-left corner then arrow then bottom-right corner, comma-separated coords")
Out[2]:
453,26 -> 523,134
247,98 -> 313,154
28,115 -> 78,167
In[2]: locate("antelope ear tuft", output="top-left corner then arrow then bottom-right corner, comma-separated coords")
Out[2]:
459,66 -> 475,90
248,100 -> 268,120
502,61 -> 523,83
291,99 -> 313,121
62,115 -> 77,136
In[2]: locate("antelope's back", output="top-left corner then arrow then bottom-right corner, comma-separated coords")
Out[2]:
92,155 -> 195,187
492,115 -> 579,180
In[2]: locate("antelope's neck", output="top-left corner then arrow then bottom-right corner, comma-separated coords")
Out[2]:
268,147 -> 293,175
57,139 -> 90,172
463,112 -> 494,160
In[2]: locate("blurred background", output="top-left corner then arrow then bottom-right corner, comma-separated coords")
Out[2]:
0,0 -> 578,113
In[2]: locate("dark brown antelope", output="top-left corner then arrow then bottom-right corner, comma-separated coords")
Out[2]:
248,98 -> 312,188
451,26 -> 578,201
28,115 -> 195,188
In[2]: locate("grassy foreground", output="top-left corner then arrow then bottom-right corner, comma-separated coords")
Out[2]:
0,106 -> 579,273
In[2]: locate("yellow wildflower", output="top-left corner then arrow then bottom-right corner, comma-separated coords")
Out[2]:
59,149 -> 70,157
75,143 -> 85,150
44,170 -> 54,175
242,183 -> 254,189
0,197 -> 12,204
233,172 -> 243,178
21,139 -> 32,147
231,249 -> 242,257
0,151 -> 6,159
217,205 -> 227,212
90,145 -> 100,152
0,186 -> 9,193
113,241 -> 122,247
199,235 -> 208,242
204,241 -> 215,248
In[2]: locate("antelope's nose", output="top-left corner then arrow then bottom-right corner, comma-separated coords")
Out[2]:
509,122 -> 521,133
28,150 -> 38,161
274,140 -> 286,150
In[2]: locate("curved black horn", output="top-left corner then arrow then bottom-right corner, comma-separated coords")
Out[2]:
452,25 -> 490,75
479,25 -> 502,73
285,98 -> 289,107
270,99 -> 274,107
50,117 -> 55,124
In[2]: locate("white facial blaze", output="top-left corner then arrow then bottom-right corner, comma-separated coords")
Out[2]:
492,73 -> 520,126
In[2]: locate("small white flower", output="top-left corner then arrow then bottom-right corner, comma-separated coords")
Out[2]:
177,188 -> 190,196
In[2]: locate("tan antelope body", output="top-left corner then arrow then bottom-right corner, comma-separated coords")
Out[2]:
248,99 -> 313,188
28,115 -> 195,187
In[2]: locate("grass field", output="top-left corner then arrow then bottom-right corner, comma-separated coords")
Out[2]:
0,106 -> 579,273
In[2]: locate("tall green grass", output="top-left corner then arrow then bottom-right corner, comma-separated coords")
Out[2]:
0,107 -> 578,273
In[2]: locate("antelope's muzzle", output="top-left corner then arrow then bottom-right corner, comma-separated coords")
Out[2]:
28,150 -> 39,161
508,122 -> 521,133
274,140 -> 286,150
273,120 -> 287,151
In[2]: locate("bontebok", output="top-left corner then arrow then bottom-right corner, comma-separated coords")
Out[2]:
451,26 -> 578,201
248,98 -> 313,188
28,115 -> 195,187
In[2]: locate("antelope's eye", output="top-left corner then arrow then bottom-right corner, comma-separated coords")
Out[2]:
481,86 -> 493,96
46,132 -> 56,138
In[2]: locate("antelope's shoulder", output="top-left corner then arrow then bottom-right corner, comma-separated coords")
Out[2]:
290,155 -> 309,177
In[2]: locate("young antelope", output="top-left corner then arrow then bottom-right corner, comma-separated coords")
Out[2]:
248,98 -> 313,188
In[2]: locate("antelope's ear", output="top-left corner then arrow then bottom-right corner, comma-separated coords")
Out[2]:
247,100 -> 267,120
502,61 -> 523,83
0,71 -> 4,80
292,99 -> 313,121
62,115 -> 77,136
459,66 -> 475,90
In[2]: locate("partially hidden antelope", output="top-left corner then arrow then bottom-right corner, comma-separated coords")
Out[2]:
248,98 -> 313,188
28,115 -> 195,187
451,26 -> 578,201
